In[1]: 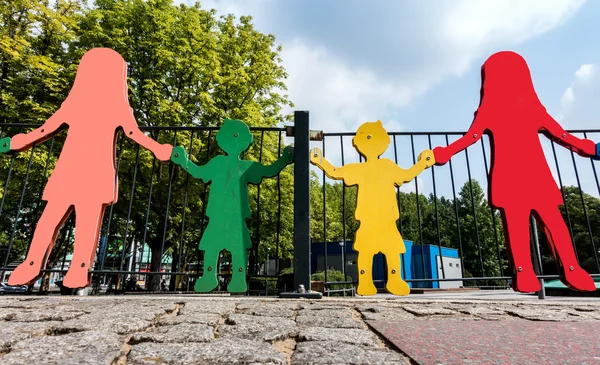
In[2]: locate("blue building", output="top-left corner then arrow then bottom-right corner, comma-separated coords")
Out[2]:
311,240 -> 463,289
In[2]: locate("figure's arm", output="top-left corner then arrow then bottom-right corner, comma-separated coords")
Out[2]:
309,147 -> 347,180
433,110 -> 486,165
170,145 -> 210,181
121,109 -> 172,161
247,146 -> 294,183
540,112 -> 596,157
394,150 -> 435,185
10,108 -> 68,151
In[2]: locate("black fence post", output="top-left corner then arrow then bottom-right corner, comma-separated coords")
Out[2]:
294,111 -> 311,291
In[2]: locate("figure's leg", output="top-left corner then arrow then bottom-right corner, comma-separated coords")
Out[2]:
9,200 -> 73,286
63,203 -> 105,288
534,207 -> 595,291
194,249 -> 220,293
228,248 -> 249,293
356,250 -> 377,296
383,251 -> 410,296
500,207 -> 540,293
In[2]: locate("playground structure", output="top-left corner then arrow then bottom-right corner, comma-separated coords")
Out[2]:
0,49 -> 599,296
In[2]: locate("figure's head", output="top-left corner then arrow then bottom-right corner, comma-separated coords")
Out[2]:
479,51 -> 543,111
216,119 -> 253,156
352,120 -> 390,160
64,48 -> 130,110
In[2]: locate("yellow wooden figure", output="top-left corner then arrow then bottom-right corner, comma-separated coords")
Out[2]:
310,120 -> 435,296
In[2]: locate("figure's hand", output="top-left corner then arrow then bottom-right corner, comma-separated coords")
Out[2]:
281,146 -> 294,164
155,143 -> 174,162
432,146 -> 449,165
310,148 -> 324,167
418,149 -> 435,168
593,143 -> 600,161
0,137 -> 10,154
171,146 -> 189,168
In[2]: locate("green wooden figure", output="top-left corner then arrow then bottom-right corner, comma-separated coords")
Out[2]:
0,137 -> 10,154
171,119 -> 294,293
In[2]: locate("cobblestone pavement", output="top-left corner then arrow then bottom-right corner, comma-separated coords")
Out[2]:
0,295 -> 599,364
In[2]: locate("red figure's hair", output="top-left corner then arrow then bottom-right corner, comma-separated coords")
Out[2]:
478,51 -> 545,115
63,48 -> 130,112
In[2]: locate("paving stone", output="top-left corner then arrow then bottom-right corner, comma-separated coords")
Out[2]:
0,330 -> 122,365
505,307 -> 588,322
292,340 -> 407,364
296,313 -> 363,329
178,300 -> 236,315
159,312 -> 221,326
298,327 -> 379,346
401,304 -> 458,316
58,301 -> 178,335
235,302 -> 298,318
219,313 -> 297,342
131,322 -> 214,344
128,339 -> 286,365
357,306 -> 415,321
0,321 -> 65,352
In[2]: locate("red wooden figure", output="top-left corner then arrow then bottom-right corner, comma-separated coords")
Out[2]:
433,51 -> 597,293
5,48 -> 172,289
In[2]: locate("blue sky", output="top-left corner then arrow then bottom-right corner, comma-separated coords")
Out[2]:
191,0 -> 600,199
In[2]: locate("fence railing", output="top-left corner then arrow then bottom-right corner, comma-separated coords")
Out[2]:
1,112 -> 599,297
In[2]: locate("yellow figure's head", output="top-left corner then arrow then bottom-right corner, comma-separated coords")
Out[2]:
352,120 -> 390,160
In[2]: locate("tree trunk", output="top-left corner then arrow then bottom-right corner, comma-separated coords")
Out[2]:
39,272 -> 51,294
147,245 -> 163,292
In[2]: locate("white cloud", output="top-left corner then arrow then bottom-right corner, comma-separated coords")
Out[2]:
557,63 -> 599,127
187,0 -> 587,136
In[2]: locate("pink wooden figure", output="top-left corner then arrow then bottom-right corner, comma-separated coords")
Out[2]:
6,48 -> 172,289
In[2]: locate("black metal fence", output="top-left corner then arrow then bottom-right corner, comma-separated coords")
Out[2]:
313,124 -> 600,296
0,122 -> 295,295
1,112 -> 599,297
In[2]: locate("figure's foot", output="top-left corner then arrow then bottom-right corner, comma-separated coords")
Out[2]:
8,261 -> 42,286
512,268 -> 540,293
227,278 -> 248,293
63,264 -> 91,289
563,266 -> 596,292
194,275 -> 218,293
386,278 -> 410,296
357,282 -> 377,296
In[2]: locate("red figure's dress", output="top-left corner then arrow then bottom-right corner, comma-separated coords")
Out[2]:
434,51 -> 596,293
7,48 -> 172,288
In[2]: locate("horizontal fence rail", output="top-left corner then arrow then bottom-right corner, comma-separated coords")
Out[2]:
312,129 -> 600,296
0,123 -> 293,295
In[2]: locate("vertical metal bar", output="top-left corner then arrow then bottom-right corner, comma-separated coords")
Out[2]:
410,135 -> 427,282
177,131 -> 196,281
584,132 -> 600,199
530,216 -> 546,299
480,137 -> 504,277
322,138 -> 328,288
428,136 -> 446,282
446,135 -> 465,279
293,111 -> 311,292
198,131 -> 213,275
159,131 -> 178,281
4,143 -> 37,268
60,220 -> 74,271
254,130 -> 265,275
569,148 -> 600,271
550,141 -> 577,259
275,131 -> 282,273
0,127 -> 23,216
119,143 -> 141,274
340,135 -> 347,281
465,147 -> 485,278
138,156 -> 157,278
99,133 -> 125,270
392,135 -> 403,235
